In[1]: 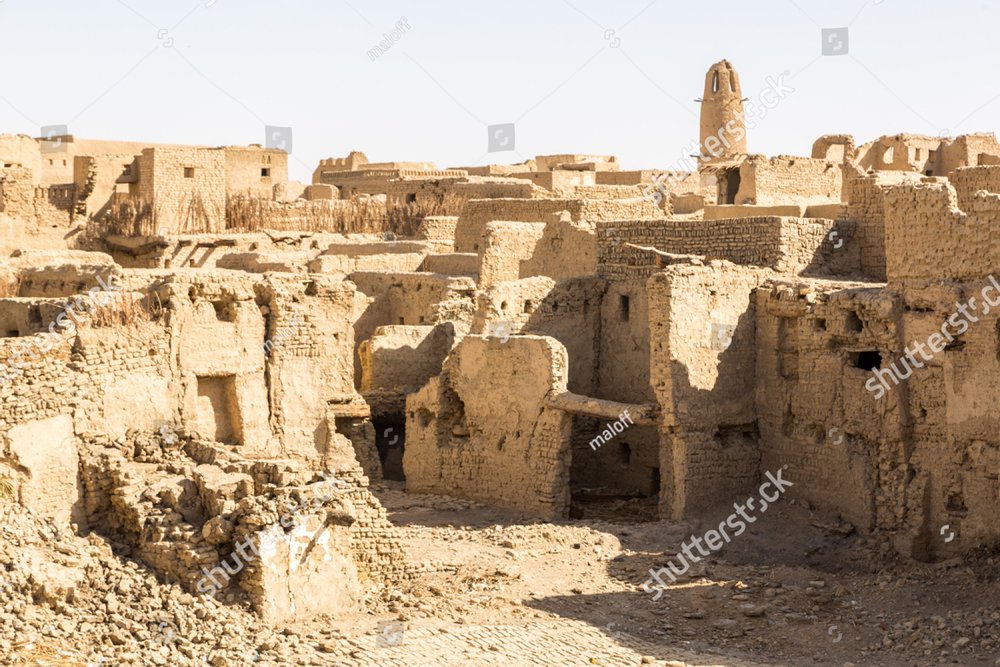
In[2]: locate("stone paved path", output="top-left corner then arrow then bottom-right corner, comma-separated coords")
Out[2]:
310,619 -> 766,667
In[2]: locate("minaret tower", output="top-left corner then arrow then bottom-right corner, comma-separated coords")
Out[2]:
698,60 -> 747,163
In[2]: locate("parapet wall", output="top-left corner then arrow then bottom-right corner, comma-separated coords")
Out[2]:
596,216 -> 857,281
737,155 -> 842,206
454,197 -> 662,253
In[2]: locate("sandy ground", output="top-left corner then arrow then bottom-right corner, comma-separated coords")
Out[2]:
312,481 -> 1000,666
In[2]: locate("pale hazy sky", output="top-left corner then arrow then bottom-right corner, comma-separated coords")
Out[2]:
0,0 -> 997,181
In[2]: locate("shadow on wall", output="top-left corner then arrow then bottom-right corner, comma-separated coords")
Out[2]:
653,321 -> 762,520
798,219 -> 861,278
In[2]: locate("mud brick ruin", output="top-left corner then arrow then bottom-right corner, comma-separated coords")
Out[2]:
2,59 -> 1000,665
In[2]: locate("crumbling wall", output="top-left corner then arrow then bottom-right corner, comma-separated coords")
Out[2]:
883,180 -> 998,284
520,212 -> 598,282
350,271 -> 476,393
754,281 -> 892,532
938,133 -> 1000,175
648,262 -> 768,518
474,276 -> 605,395
811,134 -> 857,163
0,134 -> 43,185
73,154 -> 136,219
951,164 -> 1000,210
844,171 -> 923,281
359,323 -> 463,417
415,215 -> 458,240
255,275 -> 366,462
403,335 -> 573,518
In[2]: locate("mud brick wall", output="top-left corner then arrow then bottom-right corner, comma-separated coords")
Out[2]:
596,216 -> 854,281
939,134 -> 1000,175
571,184 -> 645,199
138,147 -> 226,233
753,276 -> 1000,559
951,165 -> 1000,210
447,179 -> 539,200
403,335 -> 573,519
454,197 -> 662,253
647,263 -> 768,518
0,336 -> 77,429
255,275 -> 360,459
478,221 -> 546,288
0,167 -> 36,220
350,271 -> 476,389
737,156 -> 841,206
519,215 -> 598,282
0,135 -> 43,185
595,170 -> 697,190
754,282 -> 893,532
894,280 -> 1000,558
415,215 -> 458,240
224,147 -> 287,198
73,154 -> 136,218
475,275 -> 605,395
883,180 -> 1000,284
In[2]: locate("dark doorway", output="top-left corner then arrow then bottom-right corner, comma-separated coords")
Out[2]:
374,419 -> 405,481
719,167 -> 741,205
568,415 -> 660,522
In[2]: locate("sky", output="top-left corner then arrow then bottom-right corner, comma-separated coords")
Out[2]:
0,0 -> 997,182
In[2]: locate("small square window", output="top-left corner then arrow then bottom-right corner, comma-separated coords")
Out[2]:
184,167 -> 195,178
261,168 -> 271,178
